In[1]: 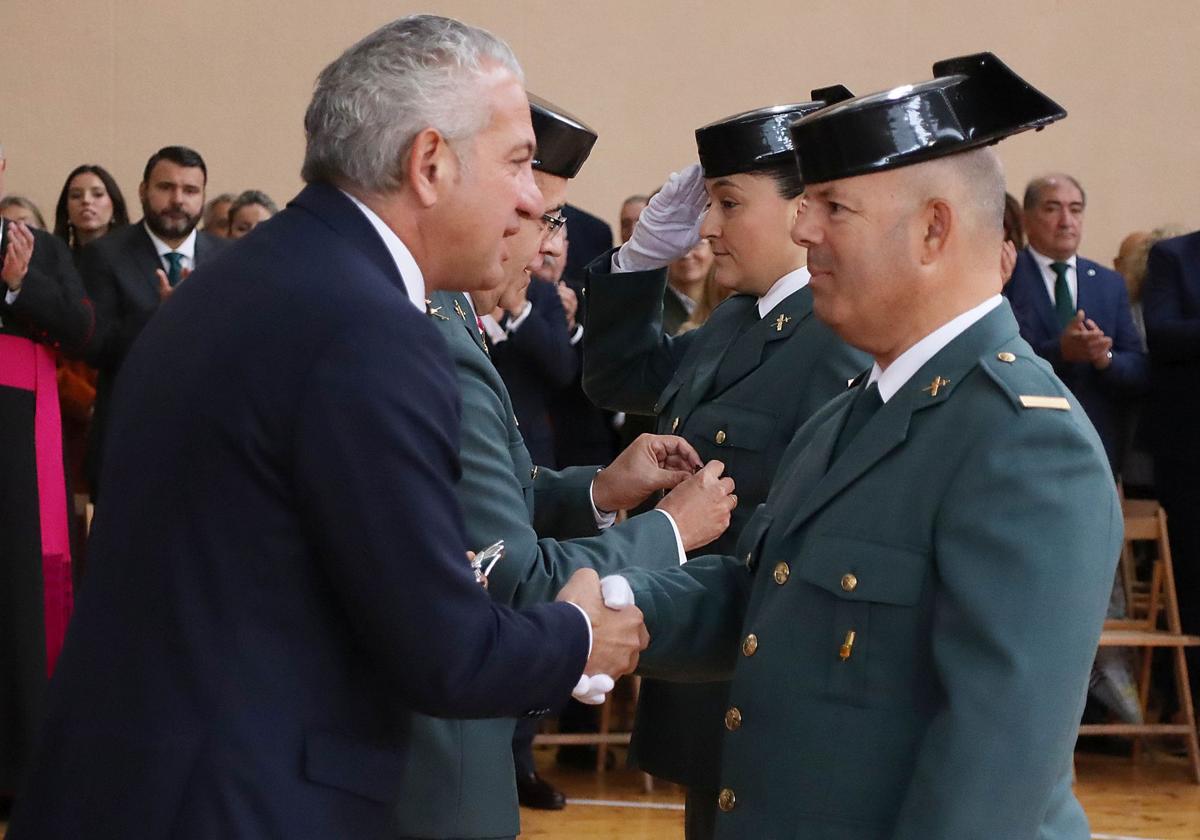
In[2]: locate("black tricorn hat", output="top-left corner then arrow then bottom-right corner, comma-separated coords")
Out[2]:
789,53 -> 1066,186
529,94 -> 598,179
695,86 -> 854,178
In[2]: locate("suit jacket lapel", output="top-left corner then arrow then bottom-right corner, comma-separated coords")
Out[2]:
1017,248 -> 1061,339
779,304 -> 1021,537
128,224 -> 166,310
1074,257 -> 1098,318
669,294 -> 757,419
711,287 -> 813,396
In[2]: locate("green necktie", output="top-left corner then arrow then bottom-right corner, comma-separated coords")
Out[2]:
831,381 -> 882,464
165,251 -> 185,287
1051,261 -> 1074,327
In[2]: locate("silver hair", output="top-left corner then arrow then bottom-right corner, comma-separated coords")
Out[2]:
301,14 -> 522,194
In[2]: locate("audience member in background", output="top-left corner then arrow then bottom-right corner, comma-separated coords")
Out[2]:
201,192 -> 235,237
80,145 -> 229,497
1003,191 -> 1025,250
583,93 -> 870,839
1143,228 -> 1200,714
1004,173 -> 1147,476
53,165 -> 130,256
227,189 -> 278,239
0,196 -> 47,230
50,165 -> 130,506
618,194 -> 648,243
677,264 -> 729,333
562,203 -> 612,280
664,239 -> 714,335
0,142 -> 92,815
486,226 -> 579,468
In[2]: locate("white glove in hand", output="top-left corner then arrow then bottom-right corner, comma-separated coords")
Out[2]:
614,163 -> 708,272
572,673 -> 616,705
600,575 -> 635,609
570,577 -> 635,704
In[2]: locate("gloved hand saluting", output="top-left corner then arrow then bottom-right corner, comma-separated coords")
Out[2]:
614,163 -> 708,273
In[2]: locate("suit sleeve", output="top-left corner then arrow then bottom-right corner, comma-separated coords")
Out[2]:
500,284 -> 577,388
531,465 -> 601,540
1143,241 -> 1200,363
292,313 -> 589,719
6,232 -> 96,356
890,409 -> 1121,839
621,554 -> 751,682
582,248 -> 699,414
1096,278 -> 1149,393
80,243 -> 151,369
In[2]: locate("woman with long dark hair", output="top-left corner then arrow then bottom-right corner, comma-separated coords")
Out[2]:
53,164 -> 129,256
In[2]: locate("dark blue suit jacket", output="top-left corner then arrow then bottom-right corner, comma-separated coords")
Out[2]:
1143,230 -> 1200,465
489,276 -> 577,468
1004,247 -> 1148,470
8,184 -> 589,840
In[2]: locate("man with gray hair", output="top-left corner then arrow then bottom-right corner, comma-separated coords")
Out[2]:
7,15 -> 646,840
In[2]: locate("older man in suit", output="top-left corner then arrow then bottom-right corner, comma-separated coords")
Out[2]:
80,145 -> 229,496
1144,229 -> 1200,712
604,55 -> 1121,839
7,16 -> 646,840
1003,173 -> 1148,473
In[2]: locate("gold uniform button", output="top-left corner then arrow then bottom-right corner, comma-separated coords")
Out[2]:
725,706 -> 742,731
773,562 -> 790,585
671,416 -> 680,433
841,573 -> 858,592
742,634 -> 758,656
997,351 -> 1017,363
718,788 -> 736,812
715,429 -> 727,445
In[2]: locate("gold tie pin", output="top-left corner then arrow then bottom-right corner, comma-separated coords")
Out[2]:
425,300 -> 449,320
774,314 -> 791,332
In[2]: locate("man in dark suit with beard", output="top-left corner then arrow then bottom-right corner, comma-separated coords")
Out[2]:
80,145 -> 229,497
7,15 -> 646,840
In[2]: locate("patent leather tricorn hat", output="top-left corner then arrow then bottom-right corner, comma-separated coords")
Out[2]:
789,53 -> 1066,185
529,94 -> 598,179
695,86 -> 854,178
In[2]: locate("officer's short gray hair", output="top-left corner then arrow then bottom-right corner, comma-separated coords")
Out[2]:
301,14 -> 522,194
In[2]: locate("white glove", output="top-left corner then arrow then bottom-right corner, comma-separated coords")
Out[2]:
614,163 -> 708,272
569,577 -> 636,704
572,672 -> 616,705
600,574 -> 635,609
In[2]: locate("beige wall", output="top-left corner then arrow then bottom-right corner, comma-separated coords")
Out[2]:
3,0 -> 1197,265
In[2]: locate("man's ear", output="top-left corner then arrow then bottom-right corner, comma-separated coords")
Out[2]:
920,198 -> 953,265
405,128 -> 458,209
138,180 -> 148,204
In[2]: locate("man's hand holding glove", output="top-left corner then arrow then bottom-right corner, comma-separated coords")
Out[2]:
560,571 -> 640,704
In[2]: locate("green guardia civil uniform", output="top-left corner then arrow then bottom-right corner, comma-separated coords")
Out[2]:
384,291 -> 680,840
623,303 -> 1121,839
582,254 -> 870,790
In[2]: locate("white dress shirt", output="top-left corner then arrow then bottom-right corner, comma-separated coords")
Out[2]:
756,266 -> 811,318
342,192 -> 427,312
868,295 -> 1004,403
1028,246 -> 1078,312
145,223 -> 197,276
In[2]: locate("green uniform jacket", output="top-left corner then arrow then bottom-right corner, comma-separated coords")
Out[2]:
583,252 -> 870,787
624,304 -> 1121,840
386,292 -> 680,839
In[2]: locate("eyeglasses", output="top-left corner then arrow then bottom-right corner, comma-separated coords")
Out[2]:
539,212 -> 567,235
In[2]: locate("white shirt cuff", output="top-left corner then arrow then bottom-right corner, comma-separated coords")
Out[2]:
588,478 -> 617,530
569,324 -> 584,346
564,601 -> 593,658
654,509 -> 688,565
4,288 -> 20,305
505,300 -> 534,332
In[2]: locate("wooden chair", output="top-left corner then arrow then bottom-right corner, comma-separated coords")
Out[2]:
1078,499 -> 1200,783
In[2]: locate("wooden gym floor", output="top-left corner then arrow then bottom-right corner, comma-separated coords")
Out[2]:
3,746 -> 1198,838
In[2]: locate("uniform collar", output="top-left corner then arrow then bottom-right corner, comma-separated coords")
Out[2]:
868,294 -> 1003,402
756,266 -> 810,318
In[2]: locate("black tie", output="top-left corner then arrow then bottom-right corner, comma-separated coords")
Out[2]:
831,382 -> 882,463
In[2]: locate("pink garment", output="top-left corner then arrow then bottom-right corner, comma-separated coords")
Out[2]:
0,334 -> 74,676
